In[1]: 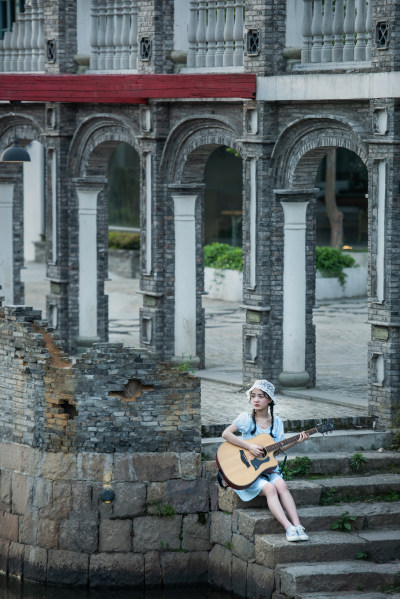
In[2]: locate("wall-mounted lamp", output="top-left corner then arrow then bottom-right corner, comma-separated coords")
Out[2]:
0,101 -> 31,163
1,136 -> 31,163
100,487 -> 115,504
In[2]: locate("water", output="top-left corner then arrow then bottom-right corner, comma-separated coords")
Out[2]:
0,577 -> 237,599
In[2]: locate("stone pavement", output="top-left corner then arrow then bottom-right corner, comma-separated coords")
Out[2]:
22,262 -> 369,429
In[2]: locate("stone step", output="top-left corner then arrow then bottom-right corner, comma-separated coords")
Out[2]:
275,561 -> 400,597
255,528 -> 400,568
202,429 -> 393,460
235,501 -> 400,539
218,472 -> 400,512
201,416 -> 373,439
273,592 -> 400,599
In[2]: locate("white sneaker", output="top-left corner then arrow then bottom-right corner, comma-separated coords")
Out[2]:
286,525 -> 299,542
295,523 -> 309,541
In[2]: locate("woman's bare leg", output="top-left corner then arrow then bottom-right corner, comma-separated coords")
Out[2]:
273,478 -> 301,525
260,482 -> 292,530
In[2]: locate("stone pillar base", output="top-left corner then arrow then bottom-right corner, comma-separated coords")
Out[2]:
278,370 -> 309,388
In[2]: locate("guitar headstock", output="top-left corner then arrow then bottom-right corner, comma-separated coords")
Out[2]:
316,421 -> 335,435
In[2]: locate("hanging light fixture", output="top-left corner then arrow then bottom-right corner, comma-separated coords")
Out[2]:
0,101 -> 31,163
0,136 -> 31,163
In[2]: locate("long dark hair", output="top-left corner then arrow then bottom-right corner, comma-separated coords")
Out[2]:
250,394 -> 275,436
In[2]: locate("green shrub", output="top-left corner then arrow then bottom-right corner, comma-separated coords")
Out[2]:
349,452 -> 367,473
331,511 -> 356,532
108,231 -> 140,250
316,246 -> 357,287
204,243 -> 243,271
282,456 -> 312,480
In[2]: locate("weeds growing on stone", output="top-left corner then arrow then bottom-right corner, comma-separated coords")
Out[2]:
282,456 -> 312,480
153,502 -> 176,518
331,511 -> 356,532
349,452 -> 367,473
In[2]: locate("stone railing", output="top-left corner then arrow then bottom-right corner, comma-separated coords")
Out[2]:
90,0 -> 138,71
301,0 -> 372,65
187,0 -> 245,69
0,0 -> 45,72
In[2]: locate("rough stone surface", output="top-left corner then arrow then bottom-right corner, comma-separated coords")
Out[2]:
89,553 -> 144,588
47,549 -> 89,586
132,515 -> 183,552
99,519 -> 132,553
160,551 -> 209,585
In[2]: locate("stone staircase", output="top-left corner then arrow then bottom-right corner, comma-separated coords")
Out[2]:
207,436 -> 400,599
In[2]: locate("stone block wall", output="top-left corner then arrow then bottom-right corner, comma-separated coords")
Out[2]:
0,303 -> 214,587
0,442 -> 213,587
0,303 -> 201,454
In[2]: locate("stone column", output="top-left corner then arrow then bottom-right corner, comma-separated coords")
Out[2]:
0,177 -> 16,305
275,189 -> 317,388
171,190 -> 198,363
74,178 -> 105,347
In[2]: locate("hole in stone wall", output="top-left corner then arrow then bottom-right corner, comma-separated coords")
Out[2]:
109,379 -> 154,402
61,400 -> 78,419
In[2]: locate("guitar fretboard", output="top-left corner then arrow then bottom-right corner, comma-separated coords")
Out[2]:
264,427 -> 318,453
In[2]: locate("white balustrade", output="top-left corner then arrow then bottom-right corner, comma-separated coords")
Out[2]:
311,0 -> 323,63
90,0 -> 138,71
321,0 -> 333,63
187,0 -> 244,70
23,4 -> 33,71
16,11 -> 25,71
233,0 -> 244,67
3,31 -> 12,71
0,0 -> 44,73
223,0 -> 235,67
104,0 -> 116,70
128,0 -> 138,70
113,0 -> 124,69
206,0 -> 216,68
355,0 -> 368,61
301,0 -> 371,66
120,0 -> 131,70
196,0 -> 207,67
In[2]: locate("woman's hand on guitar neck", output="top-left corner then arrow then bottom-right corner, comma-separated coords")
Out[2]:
297,431 -> 309,444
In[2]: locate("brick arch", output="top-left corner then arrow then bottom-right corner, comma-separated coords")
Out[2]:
271,117 -> 368,189
68,114 -> 140,179
0,113 -> 43,148
160,116 -> 242,184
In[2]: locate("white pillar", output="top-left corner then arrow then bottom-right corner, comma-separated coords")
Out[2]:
145,152 -> 152,274
376,161 -> 386,302
23,141 -> 45,262
75,181 -> 103,342
279,201 -> 310,387
0,179 -> 15,304
173,194 -> 197,361
249,158 -> 257,288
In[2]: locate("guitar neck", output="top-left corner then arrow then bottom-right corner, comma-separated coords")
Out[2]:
266,427 -> 318,453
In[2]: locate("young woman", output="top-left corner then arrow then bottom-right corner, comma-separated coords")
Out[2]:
221,379 -> 309,542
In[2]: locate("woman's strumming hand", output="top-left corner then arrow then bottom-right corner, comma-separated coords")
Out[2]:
248,444 -> 265,457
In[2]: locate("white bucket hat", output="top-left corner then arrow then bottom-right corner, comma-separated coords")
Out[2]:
246,379 -> 275,401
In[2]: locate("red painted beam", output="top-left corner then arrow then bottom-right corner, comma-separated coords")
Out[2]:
0,73 -> 256,104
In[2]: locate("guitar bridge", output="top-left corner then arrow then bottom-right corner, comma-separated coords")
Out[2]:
239,450 -> 251,469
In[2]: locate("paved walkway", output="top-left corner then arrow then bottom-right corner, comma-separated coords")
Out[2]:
21,262 -> 369,428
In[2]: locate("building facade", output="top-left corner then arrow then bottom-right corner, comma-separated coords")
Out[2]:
0,0 -> 399,430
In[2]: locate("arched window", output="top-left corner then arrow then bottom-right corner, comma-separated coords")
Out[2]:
0,0 -> 24,39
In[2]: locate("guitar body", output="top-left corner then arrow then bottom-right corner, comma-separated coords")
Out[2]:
216,433 -> 278,490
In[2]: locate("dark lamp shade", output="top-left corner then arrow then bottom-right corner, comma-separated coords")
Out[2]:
100,488 -> 115,503
1,139 -> 31,163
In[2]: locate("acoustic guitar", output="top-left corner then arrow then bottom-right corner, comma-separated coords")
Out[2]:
216,421 -> 334,489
